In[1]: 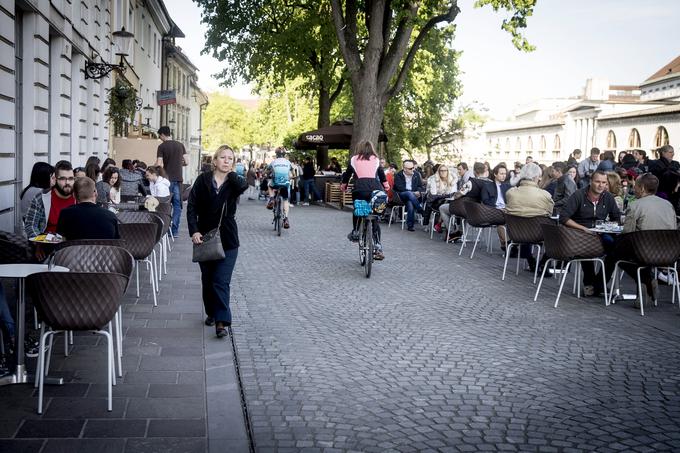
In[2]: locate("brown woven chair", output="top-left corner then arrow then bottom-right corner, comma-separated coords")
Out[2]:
27,271 -> 128,413
503,215 -> 553,283
118,211 -> 163,290
446,198 -> 467,245
609,230 -> 680,316
534,224 -> 608,307
387,194 -> 406,229
151,212 -> 172,278
118,222 -> 159,306
462,200 -> 506,258
0,231 -> 33,264
53,238 -> 126,253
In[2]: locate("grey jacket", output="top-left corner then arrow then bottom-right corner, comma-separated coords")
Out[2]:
624,195 -> 678,232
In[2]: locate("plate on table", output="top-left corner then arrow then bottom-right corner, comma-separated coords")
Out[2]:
29,233 -> 64,243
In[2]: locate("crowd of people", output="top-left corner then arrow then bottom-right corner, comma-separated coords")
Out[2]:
377,145 -> 679,305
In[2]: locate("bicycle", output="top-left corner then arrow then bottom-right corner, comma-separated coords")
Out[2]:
354,199 -> 378,278
271,189 -> 283,236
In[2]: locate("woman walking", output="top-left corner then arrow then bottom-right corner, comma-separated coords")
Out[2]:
187,145 -> 248,337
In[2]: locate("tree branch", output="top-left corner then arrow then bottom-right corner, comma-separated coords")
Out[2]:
376,2 -> 418,92
388,1 -> 460,99
381,0 -> 392,59
364,0 -> 387,77
330,0 -> 362,77
329,76 -> 346,104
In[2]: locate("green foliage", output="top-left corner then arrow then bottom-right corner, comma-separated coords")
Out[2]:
107,79 -> 137,136
475,0 -> 537,51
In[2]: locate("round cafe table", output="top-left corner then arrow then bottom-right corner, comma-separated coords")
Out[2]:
0,264 -> 69,385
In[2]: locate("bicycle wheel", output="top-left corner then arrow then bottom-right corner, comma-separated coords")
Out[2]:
276,196 -> 282,236
364,218 -> 373,278
358,218 -> 367,266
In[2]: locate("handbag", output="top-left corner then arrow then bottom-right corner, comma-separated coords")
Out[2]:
192,202 -> 227,262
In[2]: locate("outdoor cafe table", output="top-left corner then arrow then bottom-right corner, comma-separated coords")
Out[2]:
0,263 -> 68,386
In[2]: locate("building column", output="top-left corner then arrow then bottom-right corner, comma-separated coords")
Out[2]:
0,0 -> 17,231
586,118 -> 593,150
70,53 -> 85,165
49,36 -> 72,163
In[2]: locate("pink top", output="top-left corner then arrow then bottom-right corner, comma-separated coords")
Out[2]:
350,155 -> 380,178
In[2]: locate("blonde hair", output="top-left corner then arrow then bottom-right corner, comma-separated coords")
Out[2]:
606,171 -> 623,197
434,165 -> 456,193
213,145 -> 235,165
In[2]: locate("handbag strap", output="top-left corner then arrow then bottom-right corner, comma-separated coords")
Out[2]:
216,201 -> 227,229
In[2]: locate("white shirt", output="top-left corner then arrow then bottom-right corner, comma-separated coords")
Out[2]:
150,176 -> 171,197
495,182 -> 506,209
405,174 -> 413,191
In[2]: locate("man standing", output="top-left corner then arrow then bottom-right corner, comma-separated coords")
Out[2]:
648,145 -> 679,179
577,148 -> 601,189
393,159 -> 425,231
560,170 -> 621,296
156,126 -> 188,236
57,177 -> 119,240
24,160 -> 76,238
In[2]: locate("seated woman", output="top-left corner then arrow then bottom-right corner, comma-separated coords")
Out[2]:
425,164 -> 457,232
606,171 -> 625,212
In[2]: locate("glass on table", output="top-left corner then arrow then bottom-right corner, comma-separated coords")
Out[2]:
595,220 -> 605,229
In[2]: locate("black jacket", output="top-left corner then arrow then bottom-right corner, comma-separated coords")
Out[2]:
56,202 -> 119,240
187,171 -> 248,251
559,186 -> 621,228
393,171 -> 425,193
481,182 -> 510,207
648,157 -> 680,179
553,175 -> 577,212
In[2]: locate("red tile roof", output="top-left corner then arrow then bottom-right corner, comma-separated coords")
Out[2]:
645,55 -> 680,83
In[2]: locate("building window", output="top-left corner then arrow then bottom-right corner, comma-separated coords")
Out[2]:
515,137 -> 521,152
606,130 -> 617,150
153,33 -> 157,63
655,126 -> 669,147
553,134 -> 561,152
628,128 -> 641,148
526,136 -> 533,152
505,138 -> 511,152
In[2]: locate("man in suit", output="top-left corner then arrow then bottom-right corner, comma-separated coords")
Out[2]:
393,159 -> 426,231
57,177 -> 120,240
481,164 -> 511,248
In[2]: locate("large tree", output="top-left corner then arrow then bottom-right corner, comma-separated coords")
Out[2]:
196,0 -> 345,129
330,0 -> 536,151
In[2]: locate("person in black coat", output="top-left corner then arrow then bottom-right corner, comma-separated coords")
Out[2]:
56,177 -> 119,240
393,160 -> 426,231
187,145 -> 248,338
648,145 -> 680,179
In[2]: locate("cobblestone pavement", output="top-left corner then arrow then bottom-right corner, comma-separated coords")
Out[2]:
230,200 -> 680,452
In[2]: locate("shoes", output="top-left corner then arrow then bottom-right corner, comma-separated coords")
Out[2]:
215,327 -> 228,338
302,202 -> 310,206
373,250 -> 385,260
433,223 -> 442,234
407,226 -> 415,232
0,357 -> 11,379
204,316 -> 215,326
347,231 -> 360,243
266,200 -> 274,210
25,336 -> 49,358
247,197 -> 255,200
283,218 -> 290,229
658,271 -> 675,285
448,231 -> 463,242
583,285 -> 595,297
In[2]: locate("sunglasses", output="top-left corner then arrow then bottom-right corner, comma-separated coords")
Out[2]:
403,166 -> 414,170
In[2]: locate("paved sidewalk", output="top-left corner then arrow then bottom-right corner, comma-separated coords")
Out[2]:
0,215 -> 248,453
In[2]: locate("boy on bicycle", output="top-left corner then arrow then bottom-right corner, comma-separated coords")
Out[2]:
265,148 -> 293,229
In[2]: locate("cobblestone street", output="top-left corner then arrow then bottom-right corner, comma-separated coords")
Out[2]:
231,200 -> 680,452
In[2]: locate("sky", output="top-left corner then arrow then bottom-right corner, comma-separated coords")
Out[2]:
164,0 -> 680,119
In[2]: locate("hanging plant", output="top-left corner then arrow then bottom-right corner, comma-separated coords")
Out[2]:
107,79 -> 138,136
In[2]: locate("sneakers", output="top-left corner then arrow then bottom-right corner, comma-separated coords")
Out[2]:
204,316 -> 215,326
658,271 -> 675,285
583,285 -> 595,297
302,202 -> 310,206
266,199 -> 274,210
283,218 -> 290,229
373,250 -> 385,260
646,278 -> 658,303
407,226 -> 415,232
25,336 -> 49,358
448,230 -> 463,242
347,230 -> 360,243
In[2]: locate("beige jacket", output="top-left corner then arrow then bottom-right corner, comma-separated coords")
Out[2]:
623,195 -> 677,232
505,180 -> 554,217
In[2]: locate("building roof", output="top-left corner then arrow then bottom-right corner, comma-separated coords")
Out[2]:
644,55 -> 680,84
597,103 -> 680,121
485,119 -> 565,134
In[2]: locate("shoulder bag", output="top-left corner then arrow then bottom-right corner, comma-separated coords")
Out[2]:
192,202 -> 227,262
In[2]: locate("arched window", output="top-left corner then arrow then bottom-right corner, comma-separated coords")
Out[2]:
606,130 -> 617,149
515,137 -> 522,151
628,128 -> 641,148
526,136 -> 534,151
553,134 -> 562,159
655,126 -> 669,147
539,135 -> 546,150
505,138 -> 511,152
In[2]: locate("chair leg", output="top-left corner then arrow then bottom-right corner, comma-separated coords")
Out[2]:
156,244 -> 163,282
34,324 -> 46,389
97,329 -> 114,412
515,244 -> 521,276
108,322 -> 117,385
152,250 -> 160,292
147,259 -> 158,307
446,216 -> 456,243
470,228 -> 483,259
44,332 -> 55,376
37,330 -> 54,414
63,331 -> 69,357
534,258 -> 554,301
533,245 -> 542,284
113,313 -> 123,378
597,259 -> 609,306
163,235 -> 169,275
502,242 -> 513,281
459,224 -> 471,256
608,262 -> 621,305
135,261 -> 140,298
555,261 -> 573,308
636,267 -> 645,316
401,206 -> 405,230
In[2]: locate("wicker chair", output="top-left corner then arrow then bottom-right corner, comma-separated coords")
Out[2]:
151,212 -> 172,278
50,245 -> 134,375
462,200 -> 506,259
27,271 -> 128,413
118,222 -> 159,306
0,231 -> 33,264
608,230 -> 680,316
534,224 -> 608,307
447,198 -> 468,246
387,193 -> 406,229
53,238 -> 126,253
503,215 -> 553,283
118,211 -> 163,290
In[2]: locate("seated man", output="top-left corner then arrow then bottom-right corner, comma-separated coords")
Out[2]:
560,170 -> 621,296
265,148 -> 293,229
440,162 -> 491,242
57,177 -> 120,240
481,164 -> 510,247
505,163 -> 555,270
614,173 -> 677,307
393,159 -> 425,231
551,161 -> 577,214
24,160 -> 76,239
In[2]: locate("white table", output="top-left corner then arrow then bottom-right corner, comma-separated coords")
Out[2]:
0,264 -> 69,385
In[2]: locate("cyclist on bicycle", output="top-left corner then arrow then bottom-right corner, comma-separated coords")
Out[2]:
265,147 -> 293,229
341,141 -> 390,260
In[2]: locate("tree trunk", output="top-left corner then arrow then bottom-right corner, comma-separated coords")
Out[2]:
426,146 -> 432,162
350,79 -> 385,153
316,85 -> 332,169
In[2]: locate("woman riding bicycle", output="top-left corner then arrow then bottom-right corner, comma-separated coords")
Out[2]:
341,141 -> 390,260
